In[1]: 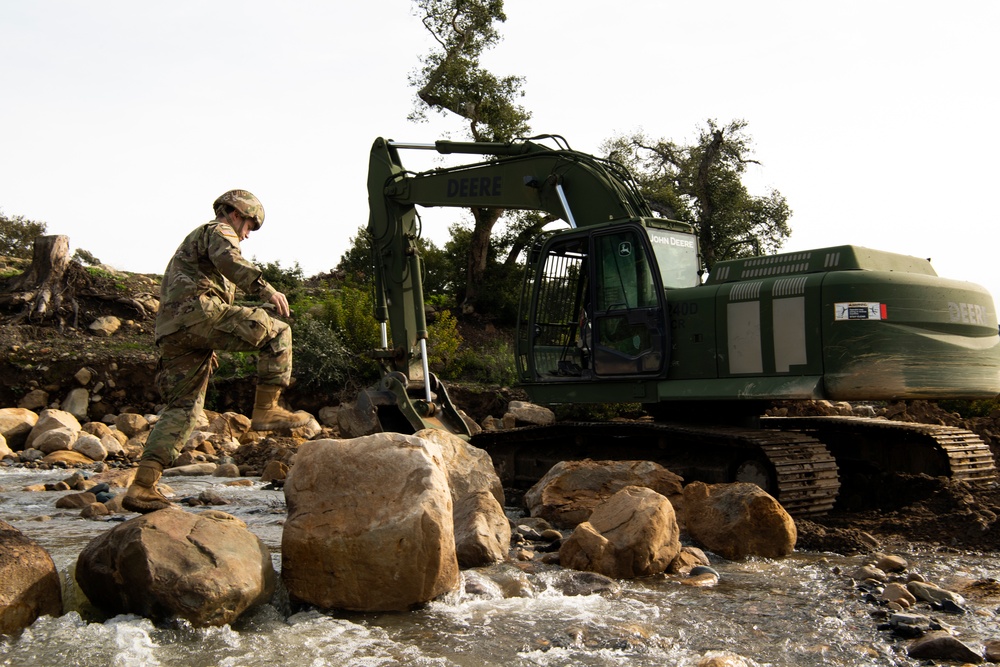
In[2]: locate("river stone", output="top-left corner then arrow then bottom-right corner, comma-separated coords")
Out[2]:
560,485 -> 681,579
115,413 -> 149,438
26,409 -> 81,450
75,508 -> 275,627
61,387 -> 90,421
73,433 -> 108,462
0,407 -> 39,449
0,519 -> 63,635
42,450 -> 95,466
282,434 -> 460,612
525,459 -> 684,528
882,581 -> 917,607
683,481 -> 796,560
0,436 -> 12,459
907,580 -> 965,606
668,545 -> 712,574
163,462 -> 218,476
17,390 -> 48,412
504,400 -> 555,426
415,428 -> 510,567
907,630 -> 983,663
56,491 -> 97,509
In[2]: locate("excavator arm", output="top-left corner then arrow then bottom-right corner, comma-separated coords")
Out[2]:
359,135 -> 659,437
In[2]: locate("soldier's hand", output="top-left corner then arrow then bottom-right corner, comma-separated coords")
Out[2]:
270,291 -> 291,318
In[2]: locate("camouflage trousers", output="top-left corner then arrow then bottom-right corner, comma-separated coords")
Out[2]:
141,305 -> 292,467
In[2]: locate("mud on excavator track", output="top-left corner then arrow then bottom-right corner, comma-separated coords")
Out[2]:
472,416 -> 997,518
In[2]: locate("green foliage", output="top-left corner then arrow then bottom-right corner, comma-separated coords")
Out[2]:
442,221 -> 523,323
553,402 -> 646,422
291,315 -> 353,390
257,259 -> 305,297
938,398 -> 1000,419
455,335 -> 517,385
0,209 -> 47,259
72,248 -> 102,266
214,351 -> 258,381
409,0 -> 530,142
426,309 -> 462,375
603,119 -> 792,271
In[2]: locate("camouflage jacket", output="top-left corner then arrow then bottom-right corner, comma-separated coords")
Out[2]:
155,220 -> 278,341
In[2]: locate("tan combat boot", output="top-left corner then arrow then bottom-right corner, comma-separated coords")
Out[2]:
251,384 -> 313,431
122,461 -> 173,513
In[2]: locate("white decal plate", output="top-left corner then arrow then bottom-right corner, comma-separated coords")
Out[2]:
835,302 -> 886,321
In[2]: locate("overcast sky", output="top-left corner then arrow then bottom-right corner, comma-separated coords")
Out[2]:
2,1 -> 998,306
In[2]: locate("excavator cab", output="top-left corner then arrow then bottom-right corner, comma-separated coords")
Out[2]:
518,220 -> 703,393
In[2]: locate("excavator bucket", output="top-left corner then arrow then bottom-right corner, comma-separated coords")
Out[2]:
350,371 -> 472,439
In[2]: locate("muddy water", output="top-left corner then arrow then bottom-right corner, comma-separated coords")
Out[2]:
1,467 -> 997,667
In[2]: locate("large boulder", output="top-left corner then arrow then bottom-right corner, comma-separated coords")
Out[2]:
415,428 -> 510,567
25,409 -> 81,450
683,482 -> 796,560
0,408 -> 39,450
559,486 -> 681,578
525,459 -> 684,528
0,519 -> 63,635
282,434 -> 460,612
75,509 -> 275,627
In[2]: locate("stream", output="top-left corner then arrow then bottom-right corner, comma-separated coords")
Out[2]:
2,466 -> 998,667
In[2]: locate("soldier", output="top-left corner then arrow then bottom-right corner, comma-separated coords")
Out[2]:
123,189 -> 313,513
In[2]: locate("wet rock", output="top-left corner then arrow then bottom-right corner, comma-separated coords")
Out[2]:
682,565 -> 721,587
697,651 -> 752,667
985,639 -> 1000,662
876,554 -> 908,572
907,580 -> 965,606
881,582 -> 917,608
81,502 -> 111,519
55,491 -> 97,509
416,428 -> 509,568
0,407 -> 39,449
213,462 -> 241,478
668,545 -> 711,574
888,612 -> 936,637
852,564 -> 888,583
907,630 -> 983,663
282,434 -> 460,612
260,460 -> 288,484
525,459 -> 684,528
0,519 -> 63,635
551,570 -> 620,597
42,450 -> 94,466
75,508 -> 275,627
560,486 -> 680,579
683,481 -> 796,560
163,462 -> 217,476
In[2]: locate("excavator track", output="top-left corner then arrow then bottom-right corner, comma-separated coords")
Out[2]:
472,421 -> 841,517
761,416 -> 997,484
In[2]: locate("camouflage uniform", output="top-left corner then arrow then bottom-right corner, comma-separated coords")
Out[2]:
141,220 -> 290,467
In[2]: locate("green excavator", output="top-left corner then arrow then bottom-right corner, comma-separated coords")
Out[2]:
357,135 -> 1000,515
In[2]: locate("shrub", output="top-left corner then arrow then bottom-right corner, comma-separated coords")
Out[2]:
291,315 -> 355,390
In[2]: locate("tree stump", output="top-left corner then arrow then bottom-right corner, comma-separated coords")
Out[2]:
2,235 -> 74,322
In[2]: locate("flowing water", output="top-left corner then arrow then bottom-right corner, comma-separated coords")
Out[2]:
2,466 -> 997,667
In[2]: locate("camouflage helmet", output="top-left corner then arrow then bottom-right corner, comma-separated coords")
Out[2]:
214,189 -> 264,230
